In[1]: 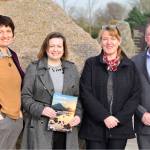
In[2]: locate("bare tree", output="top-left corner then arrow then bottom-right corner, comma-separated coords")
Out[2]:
71,7 -> 90,32
88,0 -> 92,34
139,0 -> 150,13
94,2 -> 128,25
88,0 -> 97,35
128,0 -> 140,8
67,0 -> 98,35
62,0 -> 66,11
53,0 -> 70,13
106,2 -> 128,21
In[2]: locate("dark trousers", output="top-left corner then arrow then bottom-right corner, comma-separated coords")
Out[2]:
52,131 -> 66,149
86,138 -> 127,149
137,134 -> 150,149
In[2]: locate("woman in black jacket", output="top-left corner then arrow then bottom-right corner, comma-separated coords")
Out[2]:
79,24 -> 141,149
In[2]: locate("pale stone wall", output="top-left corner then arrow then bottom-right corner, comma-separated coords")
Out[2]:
117,21 -> 137,57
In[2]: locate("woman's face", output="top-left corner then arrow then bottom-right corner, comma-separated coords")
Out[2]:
46,37 -> 64,61
0,25 -> 14,50
100,30 -> 121,57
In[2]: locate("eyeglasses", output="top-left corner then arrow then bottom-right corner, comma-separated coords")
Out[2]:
101,24 -> 118,30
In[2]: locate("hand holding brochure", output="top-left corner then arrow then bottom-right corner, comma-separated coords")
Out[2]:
48,92 -> 78,132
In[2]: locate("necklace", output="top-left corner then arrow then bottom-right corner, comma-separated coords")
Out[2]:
48,64 -> 62,72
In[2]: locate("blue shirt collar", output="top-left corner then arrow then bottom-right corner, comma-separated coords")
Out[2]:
147,48 -> 150,56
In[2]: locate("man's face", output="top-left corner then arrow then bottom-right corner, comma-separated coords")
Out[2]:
145,25 -> 150,47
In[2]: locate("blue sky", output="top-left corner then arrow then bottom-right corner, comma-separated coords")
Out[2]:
53,0 -> 139,11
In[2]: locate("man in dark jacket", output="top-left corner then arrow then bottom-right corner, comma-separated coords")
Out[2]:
132,22 -> 150,149
0,15 -> 24,149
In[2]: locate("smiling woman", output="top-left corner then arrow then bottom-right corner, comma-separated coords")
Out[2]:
79,24 -> 141,149
99,25 -> 121,64
0,15 -> 24,149
0,18 -> 14,52
47,38 -> 65,65
21,32 -> 82,150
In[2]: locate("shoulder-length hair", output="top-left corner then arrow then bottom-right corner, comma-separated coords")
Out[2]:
37,32 -> 68,60
99,24 -> 121,42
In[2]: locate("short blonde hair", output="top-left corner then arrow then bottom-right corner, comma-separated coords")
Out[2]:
99,24 -> 121,42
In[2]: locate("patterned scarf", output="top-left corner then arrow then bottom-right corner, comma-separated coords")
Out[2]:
103,52 -> 120,72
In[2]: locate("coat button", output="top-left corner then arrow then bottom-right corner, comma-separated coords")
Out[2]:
41,121 -> 44,124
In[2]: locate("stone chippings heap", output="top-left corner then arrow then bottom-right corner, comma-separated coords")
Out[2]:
0,0 -> 100,71
0,0 -> 136,71
117,21 -> 137,57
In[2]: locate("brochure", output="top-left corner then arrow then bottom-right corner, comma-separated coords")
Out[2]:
47,92 -> 78,132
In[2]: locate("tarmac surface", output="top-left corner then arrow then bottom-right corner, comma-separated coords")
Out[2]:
126,138 -> 138,150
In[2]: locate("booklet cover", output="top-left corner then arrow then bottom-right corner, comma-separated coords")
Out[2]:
48,92 -> 78,132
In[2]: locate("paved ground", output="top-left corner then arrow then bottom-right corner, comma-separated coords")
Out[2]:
126,138 -> 138,150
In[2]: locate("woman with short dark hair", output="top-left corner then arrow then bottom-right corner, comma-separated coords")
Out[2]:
0,15 -> 24,149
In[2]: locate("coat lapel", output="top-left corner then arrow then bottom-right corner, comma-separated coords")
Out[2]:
37,57 -> 54,96
39,70 -> 54,95
62,60 -> 73,95
62,60 -> 69,94
37,58 -> 74,96
142,50 -> 150,84
10,49 -> 24,79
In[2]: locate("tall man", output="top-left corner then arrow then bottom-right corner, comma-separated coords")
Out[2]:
132,23 -> 150,149
0,15 -> 24,149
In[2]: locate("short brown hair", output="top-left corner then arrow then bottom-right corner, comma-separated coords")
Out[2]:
37,32 -> 68,59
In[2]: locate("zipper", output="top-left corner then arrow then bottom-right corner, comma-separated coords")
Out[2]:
109,97 -> 113,138
110,98 -> 113,115
107,71 -> 114,138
